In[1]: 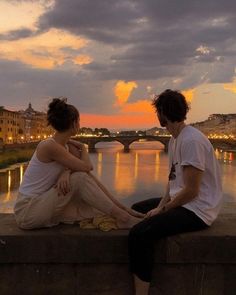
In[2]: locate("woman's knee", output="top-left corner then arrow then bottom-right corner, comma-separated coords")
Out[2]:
70,172 -> 88,187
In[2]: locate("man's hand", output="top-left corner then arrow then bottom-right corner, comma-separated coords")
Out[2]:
55,170 -> 71,196
146,206 -> 165,218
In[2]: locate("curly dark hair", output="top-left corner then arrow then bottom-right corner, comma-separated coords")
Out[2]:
47,98 -> 79,132
152,89 -> 190,122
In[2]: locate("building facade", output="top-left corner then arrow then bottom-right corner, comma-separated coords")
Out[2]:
0,104 -> 53,144
0,107 -> 21,143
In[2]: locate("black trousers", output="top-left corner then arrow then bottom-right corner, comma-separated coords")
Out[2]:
128,198 -> 209,282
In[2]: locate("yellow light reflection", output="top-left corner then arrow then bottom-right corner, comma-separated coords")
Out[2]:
20,165 -> 24,184
154,151 -> 160,181
4,170 -> 11,203
134,152 -> 139,179
215,148 -> 220,159
114,152 -> 135,196
97,152 -> 103,178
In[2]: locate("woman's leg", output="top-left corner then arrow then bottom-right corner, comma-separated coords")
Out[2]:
15,171 -> 142,229
61,172 -> 142,228
128,205 -> 208,295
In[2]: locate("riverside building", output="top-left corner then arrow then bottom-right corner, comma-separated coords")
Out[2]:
0,104 -> 53,144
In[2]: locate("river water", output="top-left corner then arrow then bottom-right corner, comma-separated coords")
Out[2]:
0,142 -> 235,213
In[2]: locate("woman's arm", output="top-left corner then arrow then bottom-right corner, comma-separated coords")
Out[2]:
68,140 -> 93,171
38,140 -> 93,172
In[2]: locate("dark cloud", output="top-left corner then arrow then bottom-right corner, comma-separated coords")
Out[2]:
35,0 -> 236,87
0,28 -> 35,41
38,0 -> 142,43
0,0 -> 236,117
0,59 -> 116,114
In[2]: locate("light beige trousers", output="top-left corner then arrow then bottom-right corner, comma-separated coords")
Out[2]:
14,172 -> 114,229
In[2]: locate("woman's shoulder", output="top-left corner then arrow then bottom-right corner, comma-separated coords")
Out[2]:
36,138 -> 58,161
37,138 -> 56,150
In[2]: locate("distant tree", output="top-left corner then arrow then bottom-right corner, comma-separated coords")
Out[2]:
79,127 -> 93,135
94,128 -> 110,136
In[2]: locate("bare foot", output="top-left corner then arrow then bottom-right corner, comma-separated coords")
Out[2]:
117,216 -> 143,229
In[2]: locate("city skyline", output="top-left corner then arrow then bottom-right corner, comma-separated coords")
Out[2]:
0,0 -> 236,129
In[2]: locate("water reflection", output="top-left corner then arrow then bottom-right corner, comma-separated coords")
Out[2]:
215,149 -> 235,165
0,164 -> 27,213
0,143 -> 236,213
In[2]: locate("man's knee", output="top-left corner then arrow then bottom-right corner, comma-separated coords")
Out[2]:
131,202 -> 146,213
129,221 -> 149,241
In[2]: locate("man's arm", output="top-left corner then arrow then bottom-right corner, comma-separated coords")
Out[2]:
146,183 -> 171,217
164,165 -> 203,211
158,183 -> 171,208
147,165 -> 203,217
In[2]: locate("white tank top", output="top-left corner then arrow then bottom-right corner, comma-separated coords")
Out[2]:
19,138 -> 66,197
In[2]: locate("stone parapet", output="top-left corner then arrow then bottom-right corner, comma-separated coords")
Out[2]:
0,206 -> 235,295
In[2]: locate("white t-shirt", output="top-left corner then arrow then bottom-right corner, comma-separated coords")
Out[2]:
168,125 -> 223,225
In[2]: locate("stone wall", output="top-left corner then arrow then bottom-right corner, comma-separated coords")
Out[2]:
0,209 -> 235,295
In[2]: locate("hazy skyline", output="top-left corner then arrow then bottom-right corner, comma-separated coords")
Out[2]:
0,0 -> 236,129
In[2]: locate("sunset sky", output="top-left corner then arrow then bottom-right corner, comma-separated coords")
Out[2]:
0,0 -> 235,129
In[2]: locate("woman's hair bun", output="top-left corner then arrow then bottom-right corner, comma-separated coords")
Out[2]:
48,98 -> 67,113
47,97 -> 79,132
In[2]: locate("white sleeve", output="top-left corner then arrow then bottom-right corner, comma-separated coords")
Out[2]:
180,140 -> 205,171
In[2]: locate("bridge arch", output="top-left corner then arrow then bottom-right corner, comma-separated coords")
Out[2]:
73,135 -> 170,152
129,139 -> 165,150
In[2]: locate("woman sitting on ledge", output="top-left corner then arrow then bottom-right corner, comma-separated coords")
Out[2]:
14,98 -> 143,230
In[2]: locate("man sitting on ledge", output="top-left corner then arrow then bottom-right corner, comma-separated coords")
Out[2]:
128,89 -> 223,295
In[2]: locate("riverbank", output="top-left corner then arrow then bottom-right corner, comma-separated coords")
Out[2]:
0,148 -> 34,169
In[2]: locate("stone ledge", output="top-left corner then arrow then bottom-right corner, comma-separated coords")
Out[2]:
0,211 -> 236,264
0,206 -> 236,295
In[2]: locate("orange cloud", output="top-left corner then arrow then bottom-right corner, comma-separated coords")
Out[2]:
121,100 -> 154,114
73,55 -> 93,65
0,1 -> 51,34
0,28 -> 91,69
112,81 -> 156,127
224,80 -> 236,94
114,80 -> 138,106
181,88 -> 195,102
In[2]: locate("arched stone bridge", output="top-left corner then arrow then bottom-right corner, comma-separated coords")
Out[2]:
75,135 -> 171,152
73,135 -> 236,153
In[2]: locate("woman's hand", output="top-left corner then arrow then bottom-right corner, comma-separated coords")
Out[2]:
55,170 -> 71,196
68,139 -> 84,149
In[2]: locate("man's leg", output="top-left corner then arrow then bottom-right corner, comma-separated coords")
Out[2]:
131,198 -> 162,214
129,206 -> 208,295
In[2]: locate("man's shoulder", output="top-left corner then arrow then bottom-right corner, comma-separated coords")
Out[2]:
180,126 -> 212,151
182,126 -> 208,142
